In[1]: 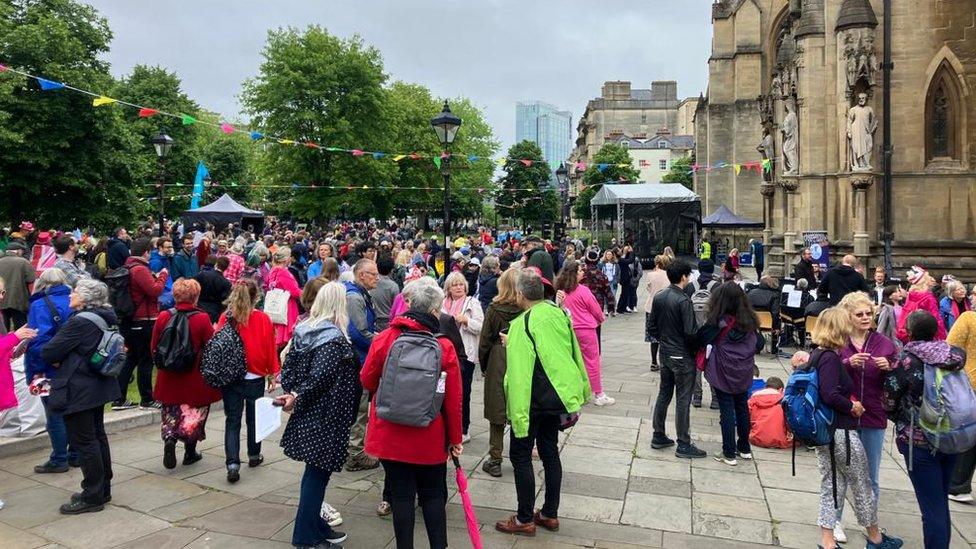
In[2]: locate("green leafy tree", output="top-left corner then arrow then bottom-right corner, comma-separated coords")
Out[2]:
242,26 -> 394,221
0,0 -> 144,229
572,143 -> 640,220
196,134 -> 257,205
661,155 -> 694,191
496,141 -> 558,227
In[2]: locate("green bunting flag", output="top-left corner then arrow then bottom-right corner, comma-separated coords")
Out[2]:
181,114 -> 196,126
433,156 -> 442,170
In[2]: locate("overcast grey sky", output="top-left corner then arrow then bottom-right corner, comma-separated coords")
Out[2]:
86,0 -> 712,151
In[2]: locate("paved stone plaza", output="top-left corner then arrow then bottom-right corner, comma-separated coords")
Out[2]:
2,304 -> 976,548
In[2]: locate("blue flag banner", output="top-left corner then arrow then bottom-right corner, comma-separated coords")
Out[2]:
190,161 -> 209,209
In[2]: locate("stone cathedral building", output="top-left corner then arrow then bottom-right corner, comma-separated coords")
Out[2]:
694,0 -> 976,276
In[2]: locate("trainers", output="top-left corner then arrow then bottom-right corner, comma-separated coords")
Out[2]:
482,458 -> 502,477
650,434 -> 675,449
949,493 -> 974,503
737,451 -> 753,460
34,461 -> 69,474
376,501 -> 391,516
593,393 -> 616,406
324,531 -> 347,544
832,523 -> 847,543
713,454 -> 737,466
111,400 -> 137,411
320,502 -> 343,526
866,532 -> 903,549
140,401 -> 162,410
675,443 -> 707,459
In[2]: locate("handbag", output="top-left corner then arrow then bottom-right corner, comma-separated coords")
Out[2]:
263,282 -> 290,325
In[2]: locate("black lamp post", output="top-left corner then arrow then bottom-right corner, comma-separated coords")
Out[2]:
151,132 -> 174,236
555,162 -> 570,227
431,100 -> 462,276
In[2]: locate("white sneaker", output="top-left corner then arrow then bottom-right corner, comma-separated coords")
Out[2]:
462,433 -> 471,444
833,523 -> 847,543
593,393 -> 616,406
713,454 -> 737,466
949,493 -> 975,503
0,498 -> 4,511
320,502 -> 342,526
737,452 -> 753,460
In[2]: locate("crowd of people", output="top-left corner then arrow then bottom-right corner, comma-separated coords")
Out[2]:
2,217 -> 976,549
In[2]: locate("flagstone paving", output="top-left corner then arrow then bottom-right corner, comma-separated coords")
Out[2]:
3,290 -> 976,548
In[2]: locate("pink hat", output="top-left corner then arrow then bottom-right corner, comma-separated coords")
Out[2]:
906,265 -> 927,286
36,231 -> 51,245
19,221 -> 34,232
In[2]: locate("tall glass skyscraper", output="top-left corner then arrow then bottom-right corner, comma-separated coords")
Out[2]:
515,101 -> 573,169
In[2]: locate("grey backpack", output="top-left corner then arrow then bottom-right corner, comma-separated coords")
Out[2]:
76,312 -> 127,378
690,279 -> 717,325
375,330 -> 445,427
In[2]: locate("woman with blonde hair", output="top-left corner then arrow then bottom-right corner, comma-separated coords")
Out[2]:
809,307 -> 902,549
477,267 -> 522,477
832,292 -> 898,542
151,279 -> 221,470
266,246 -> 302,349
216,279 -> 280,483
442,271 -> 484,443
278,282 -> 358,547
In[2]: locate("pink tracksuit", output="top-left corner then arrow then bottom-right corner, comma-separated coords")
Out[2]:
562,285 -> 606,394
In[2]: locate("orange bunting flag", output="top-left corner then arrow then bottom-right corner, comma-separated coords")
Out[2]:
520,159 -> 533,167
409,153 -> 421,160
138,108 -> 158,118
92,95 -> 116,107
304,141 -> 318,149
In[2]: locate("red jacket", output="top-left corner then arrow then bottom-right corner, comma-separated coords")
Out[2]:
217,309 -> 281,377
361,316 -> 463,465
125,256 -> 167,320
748,388 -> 793,449
151,304 -> 221,407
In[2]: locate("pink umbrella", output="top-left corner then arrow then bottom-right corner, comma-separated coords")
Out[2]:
453,456 -> 483,549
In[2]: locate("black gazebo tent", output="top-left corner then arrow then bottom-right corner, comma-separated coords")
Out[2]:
590,183 -> 701,258
181,194 -> 265,231
702,204 -> 764,228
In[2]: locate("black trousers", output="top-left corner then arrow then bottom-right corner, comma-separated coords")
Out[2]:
949,444 -> 976,495
222,377 -> 265,467
616,284 -> 637,313
510,414 -> 561,523
381,459 -> 448,549
64,405 -> 113,503
118,319 -> 154,404
461,359 -> 475,434
2,308 -> 26,331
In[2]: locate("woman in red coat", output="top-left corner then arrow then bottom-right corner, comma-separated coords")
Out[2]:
361,280 -> 463,549
151,279 -> 221,470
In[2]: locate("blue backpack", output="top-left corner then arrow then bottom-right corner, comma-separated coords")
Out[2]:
782,349 -> 833,446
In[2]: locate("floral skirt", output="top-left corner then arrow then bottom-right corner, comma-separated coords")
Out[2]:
161,404 -> 210,443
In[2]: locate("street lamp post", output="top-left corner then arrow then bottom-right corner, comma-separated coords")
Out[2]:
555,162 -> 569,227
431,100 -> 462,277
151,133 -> 174,237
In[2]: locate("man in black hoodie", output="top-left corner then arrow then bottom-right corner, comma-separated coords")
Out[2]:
818,254 -> 870,305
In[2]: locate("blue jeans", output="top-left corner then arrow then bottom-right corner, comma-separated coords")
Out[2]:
898,440 -> 956,549
713,389 -> 751,459
837,427 -> 885,520
221,377 -> 265,467
292,463 -> 338,546
42,396 -> 77,466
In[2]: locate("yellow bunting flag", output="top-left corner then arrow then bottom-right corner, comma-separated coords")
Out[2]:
393,154 -> 406,162
279,139 -> 295,145
92,95 -> 116,107
734,164 -> 741,175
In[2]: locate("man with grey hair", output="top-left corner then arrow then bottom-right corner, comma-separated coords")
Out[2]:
345,258 -> 379,472
0,241 -> 36,330
496,269 -> 589,536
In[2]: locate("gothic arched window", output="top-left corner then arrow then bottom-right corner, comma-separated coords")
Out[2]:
926,61 -> 961,162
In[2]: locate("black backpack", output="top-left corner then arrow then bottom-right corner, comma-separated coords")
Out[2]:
104,267 -> 135,319
153,309 -> 202,373
200,318 -> 248,388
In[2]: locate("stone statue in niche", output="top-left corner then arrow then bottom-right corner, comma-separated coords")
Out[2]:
757,125 -> 775,182
781,100 -> 799,175
847,92 -> 877,172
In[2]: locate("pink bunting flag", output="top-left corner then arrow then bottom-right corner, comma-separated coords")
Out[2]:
576,161 -> 586,171
441,152 -> 450,159
520,159 -> 533,167
351,149 -> 364,156
138,108 -> 158,118
0,64 -> 8,72
409,153 -> 421,160
220,123 -> 234,134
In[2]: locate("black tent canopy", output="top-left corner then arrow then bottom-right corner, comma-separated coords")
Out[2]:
181,194 -> 265,231
590,183 -> 702,258
702,204 -> 763,228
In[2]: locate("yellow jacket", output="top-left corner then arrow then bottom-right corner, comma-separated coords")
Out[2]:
947,311 -> 976,389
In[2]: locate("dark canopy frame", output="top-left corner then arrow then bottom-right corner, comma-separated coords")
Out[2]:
181,193 -> 265,231
702,204 -> 764,228
591,183 -> 702,259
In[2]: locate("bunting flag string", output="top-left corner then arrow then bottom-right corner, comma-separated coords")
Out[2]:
2,63 -> 777,177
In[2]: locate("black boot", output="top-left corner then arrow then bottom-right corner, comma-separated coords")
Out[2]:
163,439 -> 177,469
183,442 -> 203,466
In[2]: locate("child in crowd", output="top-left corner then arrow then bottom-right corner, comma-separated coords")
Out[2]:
748,365 -> 766,397
748,376 -> 792,449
